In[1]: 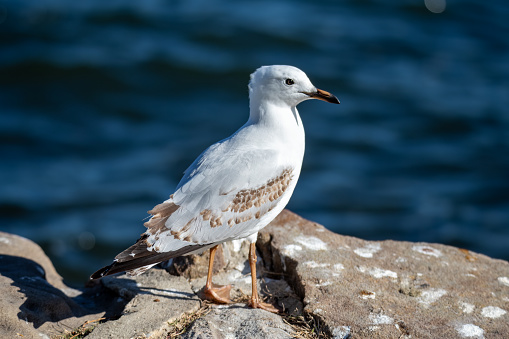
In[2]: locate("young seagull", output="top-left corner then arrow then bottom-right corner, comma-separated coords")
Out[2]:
91,65 -> 339,312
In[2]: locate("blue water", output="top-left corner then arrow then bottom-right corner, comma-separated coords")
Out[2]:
1,0 -> 508,284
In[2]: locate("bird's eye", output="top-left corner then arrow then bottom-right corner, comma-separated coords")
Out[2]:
285,78 -> 295,86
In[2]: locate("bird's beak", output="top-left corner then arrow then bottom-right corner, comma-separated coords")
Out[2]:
304,88 -> 340,104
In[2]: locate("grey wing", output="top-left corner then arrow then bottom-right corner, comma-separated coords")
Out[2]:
146,140 -> 296,252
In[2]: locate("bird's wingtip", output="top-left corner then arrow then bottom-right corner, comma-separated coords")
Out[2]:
90,263 -> 114,280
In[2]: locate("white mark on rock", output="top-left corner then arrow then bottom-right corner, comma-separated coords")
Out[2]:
360,291 -> 376,299
357,266 -> 397,279
282,244 -> 302,257
332,326 -> 351,339
465,273 -> 476,278
459,302 -> 475,314
302,261 -> 344,278
234,262 -> 245,272
315,281 -> 332,287
231,239 -> 244,252
303,261 -> 329,269
313,308 -> 324,314
456,324 -> 484,338
412,245 -> 442,258
369,313 -> 393,325
353,243 -> 381,258
227,270 -> 251,284
334,263 -> 345,271
215,304 -> 231,309
370,268 -> 397,279
498,276 -> 509,287
395,257 -> 406,263
294,235 -> 328,251
481,306 -> 506,319
332,263 -> 345,277
418,288 -> 447,307
0,237 -> 10,244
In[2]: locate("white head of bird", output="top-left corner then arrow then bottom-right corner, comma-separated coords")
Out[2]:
248,65 -> 340,109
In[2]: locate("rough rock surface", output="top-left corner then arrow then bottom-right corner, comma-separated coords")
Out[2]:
181,304 -> 295,339
1,211 -> 509,338
86,271 -> 201,339
0,232 -> 108,339
259,210 -> 509,338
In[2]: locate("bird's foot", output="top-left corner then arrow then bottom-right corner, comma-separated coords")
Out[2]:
248,296 -> 280,313
201,283 -> 232,304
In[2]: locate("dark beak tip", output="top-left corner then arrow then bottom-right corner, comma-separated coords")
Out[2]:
312,88 -> 340,105
322,94 -> 340,105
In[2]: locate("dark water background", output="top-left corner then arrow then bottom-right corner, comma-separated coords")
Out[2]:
1,0 -> 508,285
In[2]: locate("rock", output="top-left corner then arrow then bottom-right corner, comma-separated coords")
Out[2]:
181,304 -> 295,339
87,270 -> 201,339
0,231 -> 67,291
259,210 -> 509,338
2,210 -> 509,339
0,232 -> 107,339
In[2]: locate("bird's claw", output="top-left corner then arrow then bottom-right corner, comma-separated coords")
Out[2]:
248,296 -> 280,313
201,283 -> 232,304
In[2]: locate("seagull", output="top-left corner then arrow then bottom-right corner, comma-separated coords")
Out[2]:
90,65 -> 339,312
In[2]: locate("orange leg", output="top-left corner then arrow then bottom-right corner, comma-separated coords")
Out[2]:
248,242 -> 279,313
202,245 -> 231,304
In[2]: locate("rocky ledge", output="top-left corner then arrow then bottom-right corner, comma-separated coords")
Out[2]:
1,210 -> 508,338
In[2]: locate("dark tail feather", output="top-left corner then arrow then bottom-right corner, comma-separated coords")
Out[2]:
89,242 -> 210,280
90,252 -> 175,279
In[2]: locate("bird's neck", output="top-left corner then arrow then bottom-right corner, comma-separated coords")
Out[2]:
248,98 -> 303,130
245,99 -> 305,164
